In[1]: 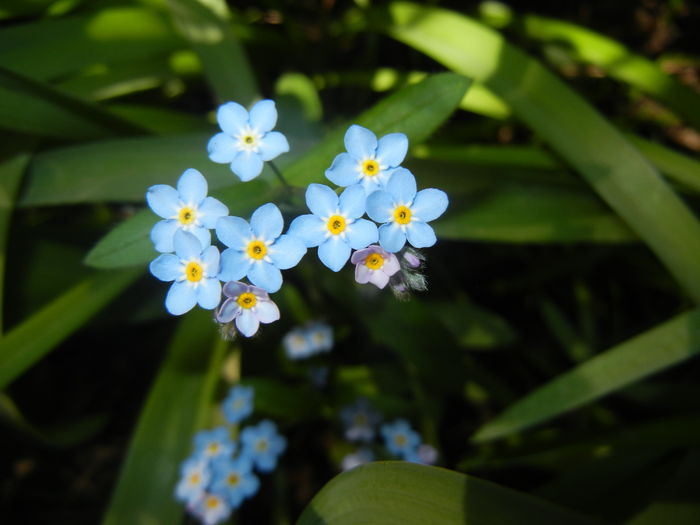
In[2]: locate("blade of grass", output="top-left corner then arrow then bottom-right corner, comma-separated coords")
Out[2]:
0,269 -> 140,389
102,310 -> 227,525
384,1 -> 700,303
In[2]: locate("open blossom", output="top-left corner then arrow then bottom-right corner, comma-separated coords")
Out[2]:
351,245 -> 400,289
190,492 -> 232,525
210,456 -> 260,509
240,420 -> 287,473
340,397 -> 382,442
193,426 -> 236,460
216,281 -> 280,337
366,168 -> 448,252
325,125 -> 408,194
175,456 -> 211,506
147,168 -> 229,253
380,419 -> 421,459
208,100 -> 289,181
221,385 -> 254,425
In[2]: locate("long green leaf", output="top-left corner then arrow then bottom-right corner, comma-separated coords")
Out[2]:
166,0 -> 258,103
472,307 -> 700,442
0,269 -> 140,389
384,2 -> 700,302
102,310 -> 226,525
297,461 -> 602,525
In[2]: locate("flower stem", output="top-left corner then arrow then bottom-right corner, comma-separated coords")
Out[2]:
269,161 -> 292,192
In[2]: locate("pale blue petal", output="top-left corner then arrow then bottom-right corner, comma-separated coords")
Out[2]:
219,248 -> 250,282
306,184 -> 338,217
197,278 -> 222,309
150,253 -> 181,282
236,309 -> 259,337
174,230 -> 204,259
411,188 -> 448,222
386,168 -> 417,204
208,132 -> 238,163
223,281 -> 249,298
217,298 -> 239,323
338,184 -> 366,219
191,227 -> 211,253
249,99 -> 277,133
217,102 -> 249,136
177,168 -> 208,205
146,185 -> 179,219
378,223 -> 407,252
248,261 -> 282,293
406,221 -> 437,248
165,281 -> 197,315
258,131 -> 289,161
365,190 -> 394,223
198,197 -> 229,228
230,151 -> 263,182
268,234 -> 306,269
255,300 -> 280,323
250,203 -> 283,241
344,125 -> 377,159
202,245 -> 220,273
375,133 -> 408,167
346,219 -> 378,250
288,215 -> 326,247
216,216 -> 251,250
318,237 -> 351,272
150,220 -> 178,253
325,153 -> 360,187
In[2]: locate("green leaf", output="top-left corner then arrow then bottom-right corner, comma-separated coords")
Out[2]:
241,377 -> 323,422
285,72 -> 472,187
0,269 -> 140,389
522,14 -> 700,130
166,0 -> 258,103
472,307 -> 700,442
297,461 -> 602,525
102,310 -> 226,525
385,2 -> 700,302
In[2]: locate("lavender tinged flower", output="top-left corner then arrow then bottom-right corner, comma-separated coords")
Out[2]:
216,281 -> 280,338
175,456 -> 211,506
351,245 -> 400,289
341,447 -> 375,471
190,493 -> 232,525
340,398 -> 382,443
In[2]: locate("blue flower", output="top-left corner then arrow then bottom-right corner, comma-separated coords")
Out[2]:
380,419 -> 421,459
340,398 -> 382,443
216,203 -> 306,293
326,125 -> 408,194
175,456 -> 211,506
146,168 -> 229,253
288,184 -> 378,271
222,385 -> 254,424
210,456 -> 260,509
341,447 -> 374,471
282,326 -> 314,360
306,321 -> 333,352
193,426 -> 236,460
366,168 -> 448,252
190,492 -> 232,525
240,420 -> 286,473
149,230 -> 222,315
208,99 -> 289,182
216,282 -> 280,338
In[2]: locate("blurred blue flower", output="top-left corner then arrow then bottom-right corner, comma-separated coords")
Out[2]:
216,281 -> 280,338
306,321 -> 333,352
341,447 -> 375,471
208,100 -> 289,181
380,419 -> 421,459
216,203 -> 306,293
210,456 -> 260,509
240,420 -> 287,473
326,125 -> 408,194
222,385 -> 254,425
190,492 -> 232,525
282,326 -> 314,360
404,443 -> 438,465
175,456 -> 211,506
340,397 -> 382,443
149,230 -> 221,315
146,168 -> 229,253
366,168 -> 448,252
288,184 -> 378,271
193,426 -> 235,461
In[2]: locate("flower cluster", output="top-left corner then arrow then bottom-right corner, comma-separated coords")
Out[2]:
175,385 -> 286,525
146,99 -> 448,337
338,398 -> 437,471
282,321 -> 333,360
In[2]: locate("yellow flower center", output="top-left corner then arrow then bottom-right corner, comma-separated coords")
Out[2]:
206,442 -> 220,455
236,292 -> 257,309
206,496 -> 220,509
256,439 -> 269,452
243,135 -> 255,144
178,206 -> 196,225
227,473 -> 240,487
185,262 -> 203,282
394,434 -> 407,447
394,205 -> 412,225
189,473 -> 201,485
247,240 -> 267,260
361,159 -> 379,177
365,253 -> 384,270
327,215 -> 346,235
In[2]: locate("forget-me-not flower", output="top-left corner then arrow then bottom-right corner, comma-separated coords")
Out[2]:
380,419 -> 421,459
240,420 -> 287,473
210,456 -> 260,509
326,125 -> 408,194
351,244 -> 400,289
191,492 -> 232,525
341,447 -> 374,471
146,168 -> 229,253
222,385 -> 254,424
193,426 -> 236,460
149,230 -> 221,315
216,203 -> 306,293
216,281 -> 280,338
288,184 -> 378,271
340,397 -> 382,443
208,100 -> 289,182
366,168 -> 448,252
175,456 -> 211,506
